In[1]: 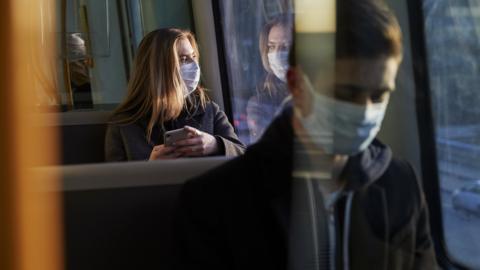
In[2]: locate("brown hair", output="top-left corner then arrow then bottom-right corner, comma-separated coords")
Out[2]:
258,14 -> 293,96
336,0 -> 403,59
111,28 -> 208,142
289,0 -> 403,67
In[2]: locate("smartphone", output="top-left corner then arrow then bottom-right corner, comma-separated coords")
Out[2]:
164,128 -> 190,146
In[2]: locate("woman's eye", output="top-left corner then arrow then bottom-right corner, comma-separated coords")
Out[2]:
180,56 -> 196,64
279,44 -> 290,52
371,93 -> 385,103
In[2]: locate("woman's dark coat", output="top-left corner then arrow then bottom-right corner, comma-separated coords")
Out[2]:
105,101 -> 245,161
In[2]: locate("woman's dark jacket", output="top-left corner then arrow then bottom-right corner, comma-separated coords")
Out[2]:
105,101 -> 245,161
246,75 -> 289,143
174,107 -> 438,270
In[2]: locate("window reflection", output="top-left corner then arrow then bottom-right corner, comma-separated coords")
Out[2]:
42,0 -> 194,112
67,33 -> 93,109
218,0 -> 293,144
247,14 -> 292,142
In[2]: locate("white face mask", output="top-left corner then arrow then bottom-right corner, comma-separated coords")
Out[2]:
268,51 -> 289,82
180,61 -> 201,96
296,78 -> 388,155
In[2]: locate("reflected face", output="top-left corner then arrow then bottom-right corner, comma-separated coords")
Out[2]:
268,25 -> 292,53
176,38 -> 197,65
333,57 -> 401,106
289,56 -> 401,116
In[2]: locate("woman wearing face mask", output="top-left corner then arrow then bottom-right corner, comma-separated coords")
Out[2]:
105,28 -> 245,161
246,14 -> 293,142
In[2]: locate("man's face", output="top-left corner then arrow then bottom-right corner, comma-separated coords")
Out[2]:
289,56 -> 401,117
334,56 -> 400,106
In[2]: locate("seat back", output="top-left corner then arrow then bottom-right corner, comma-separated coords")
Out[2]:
36,157 -> 229,270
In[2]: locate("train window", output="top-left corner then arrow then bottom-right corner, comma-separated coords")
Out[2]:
36,0 -> 194,112
423,0 -> 480,268
139,0 -> 193,35
215,0 -> 293,145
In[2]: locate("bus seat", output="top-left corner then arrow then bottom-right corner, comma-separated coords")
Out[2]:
36,156 -> 229,270
60,111 -> 111,165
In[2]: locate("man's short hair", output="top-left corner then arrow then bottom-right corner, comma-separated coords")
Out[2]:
289,0 -> 402,66
336,0 -> 402,59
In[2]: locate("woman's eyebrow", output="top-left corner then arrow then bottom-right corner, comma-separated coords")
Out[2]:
178,53 -> 194,58
179,50 -> 195,56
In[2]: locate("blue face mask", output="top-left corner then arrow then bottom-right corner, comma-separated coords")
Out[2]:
268,51 -> 289,82
296,80 -> 388,155
180,61 -> 201,96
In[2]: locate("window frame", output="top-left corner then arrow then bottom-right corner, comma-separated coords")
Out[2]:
406,0 -> 473,269
209,0 -> 235,125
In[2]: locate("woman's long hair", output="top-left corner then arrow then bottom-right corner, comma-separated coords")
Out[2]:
258,14 -> 292,97
111,28 -> 207,142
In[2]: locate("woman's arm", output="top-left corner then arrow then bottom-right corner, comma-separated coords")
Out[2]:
211,103 -> 246,156
105,124 -> 127,162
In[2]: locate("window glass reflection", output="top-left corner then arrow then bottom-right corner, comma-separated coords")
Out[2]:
218,0 -> 293,144
39,0 -> 195,112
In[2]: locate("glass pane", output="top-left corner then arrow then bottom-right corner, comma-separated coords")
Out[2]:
218,0 -> 293,145
45,0 -> 195,112
423,0 -> 480,268
53,0 -> 126,110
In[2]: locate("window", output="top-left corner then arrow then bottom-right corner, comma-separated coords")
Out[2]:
423,0 -> 480,268
37,0 -> 194,112
216,0 -> 293,145
471,182 -> 480,194
50,0 -> 127,111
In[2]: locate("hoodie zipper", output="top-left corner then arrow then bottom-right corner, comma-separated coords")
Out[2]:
306,177 -> 351,270
344,192 -> 355,270
325,191 -> 353,270
326,201 -> 336,270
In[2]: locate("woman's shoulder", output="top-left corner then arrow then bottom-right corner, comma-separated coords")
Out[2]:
204,100 -> 222,112
107,112 -> 146,129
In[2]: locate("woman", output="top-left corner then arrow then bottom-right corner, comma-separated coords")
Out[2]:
246,14 -> 293,142
105,28 -> 245,161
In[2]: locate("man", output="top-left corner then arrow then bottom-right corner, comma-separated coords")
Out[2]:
174,0 -> 438,269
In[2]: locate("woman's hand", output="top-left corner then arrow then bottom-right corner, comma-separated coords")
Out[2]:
173,126 -> 219,157
149,145 -> 183,160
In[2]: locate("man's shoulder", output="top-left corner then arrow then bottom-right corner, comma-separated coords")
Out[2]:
374,157 -> 424,222
379,157 -> 421,194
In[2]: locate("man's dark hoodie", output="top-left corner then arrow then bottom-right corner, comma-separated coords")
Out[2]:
174,108 -> 438,270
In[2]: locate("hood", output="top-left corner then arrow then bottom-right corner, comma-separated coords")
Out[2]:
341,139 -> 392,191
252,106 -> 392,192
